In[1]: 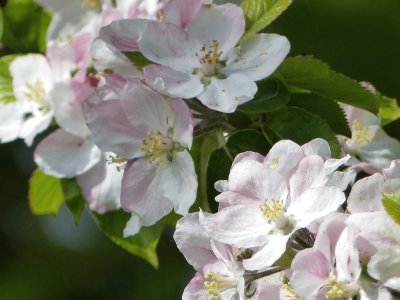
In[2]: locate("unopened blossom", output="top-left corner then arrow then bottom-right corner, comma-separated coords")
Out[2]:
339,104 -> 400,174
200,140 -> 346,271
84,80 -> 197,235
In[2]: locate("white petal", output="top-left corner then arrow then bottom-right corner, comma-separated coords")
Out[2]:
163,0 -> 203,29
347,173 -> 385,213
289,186 -> 345,228
143,64 -> 203,99
123,213 -> 142,237
187,4 -> 245,59
243,235 -> 289,270
161,151 -> 198,216
199,205 -> 271,248
121,159 -> 174,225
324,154 -> 351,175
224,33 -> 290,81
383,159 -> 400,179
171,99 -> 194,148
34,129 -> 102,178
368,247 -> 400,291
197,74 -> 257,113
77,155 -> 122,214
173,212 -> 216,271
301,138 -> 331,160
0,103 -> 24,143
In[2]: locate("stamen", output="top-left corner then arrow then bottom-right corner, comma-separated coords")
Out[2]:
106,155 -> 127,172
270,157 -> 280,170
260,199 -> 289,230
325,273 -> 359,299
352,119 -> 374,144
141,130 -> 174,164
203,271 -> 237,300
196,40 -> 222,77
281,281 -> 302,300
24,79 -> 49,111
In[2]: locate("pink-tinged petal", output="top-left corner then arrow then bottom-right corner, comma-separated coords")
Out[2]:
210,240 -> 237,268
290,249 -> 330,298
289,155 -> 326,200
119,81 -> 173,136
383,159 -> 400,179
91,38 -> 141,79
359,281 -> 394,300
51,82 -> 92,138
77,156 -> 122,214
182,271 -> 208,300
264,140 -> 304,182
288,186 -> 345,228
324,154 -> 351,175
197,74 -> 257,113
301,138 -> 331,160
143,64 -> 203,99
347,173 -> 385,213
0,103 -> 24,143
383,178 -> 400,195
170,99 -> 194,148
84,97 -> 143,159
123,213 -> 142,237
347,212 -> 400,248
232,151 -> 265,167
258,284 -> 281,299
224,33 -> 290,81
161,151 -> 197,216
199,205 -> 271,248
349,161 -> 381,175
215,191 -> 260,207
242,235 -> 289,270
335,228 -> 361,283
174,212 -> 216,271
187,4 -> 245,59
140,22 -> 200,72
34,129 -> 102,178
46,40 -> 75,82
100,19 -> 151,52
368,247 -> 400,291
72,32 -> 93,66
121,159 -> 174,225
10,54 -> 53,103
228,159 -> 288,203
163,0 -> 203,29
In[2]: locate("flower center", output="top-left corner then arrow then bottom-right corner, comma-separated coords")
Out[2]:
24,79 -> 50,112
260,199 -> 289,230
81,0 -> 101,9
141,130 -> 175,164
203,271 -> 237,300
325,273 -> 359,299
352,119 -> 374,144
196,40 -> 222,77
281,281 -> 302,300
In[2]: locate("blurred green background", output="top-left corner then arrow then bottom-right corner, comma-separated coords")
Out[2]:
1,0 -> 400,299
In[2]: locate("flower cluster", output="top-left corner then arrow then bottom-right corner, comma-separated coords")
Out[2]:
175,139 -> 400,299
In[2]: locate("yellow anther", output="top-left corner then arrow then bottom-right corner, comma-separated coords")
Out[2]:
140,130 -> 174,164
352,119 -> 374,144
260,199 -> 284,220
203,271 -> 236,300
106,155 -> 127,172
156,10 -> 164,22
81,0 -> 101,9
325,274 -> 358,299
281,282 -> 302,300
197,40 -> 222,76
24,79 -> 49,111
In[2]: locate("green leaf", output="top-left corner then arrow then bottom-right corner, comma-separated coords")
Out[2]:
238,77 -> 290,113
91,210 -> 164,268
0,8 -> 4,41
289,93 -> 351,137
382,193 -> 400,225
265,107 -> 342,157
124,52 -> 153,69
61,179 -> 86,225
2,0 -> 51,53
29,169 -> 64,215
190,130 -> 221,212
0,54 -> 19,103
378,94 -> 400,126
207,129 -> 271,211
241,0 -> 292,41
277,56 -> 380,114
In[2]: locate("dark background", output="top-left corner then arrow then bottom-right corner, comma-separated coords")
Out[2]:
1,0 -> 400,299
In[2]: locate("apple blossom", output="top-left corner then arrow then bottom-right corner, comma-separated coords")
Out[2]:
84,80 -> 197,235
